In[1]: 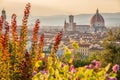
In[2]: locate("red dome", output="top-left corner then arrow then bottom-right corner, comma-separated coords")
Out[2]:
90,9 -> 104,25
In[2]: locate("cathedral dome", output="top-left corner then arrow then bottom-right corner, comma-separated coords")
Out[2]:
90,9 -> 105,27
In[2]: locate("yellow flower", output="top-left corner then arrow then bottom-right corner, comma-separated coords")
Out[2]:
35,60 -> 43,68
69,58 -> 73,63
72,41 -> 79,49
41,53 -> 45,58
64,46 -> 71,54
48,57 -> 53,65
55,69 -> 59,78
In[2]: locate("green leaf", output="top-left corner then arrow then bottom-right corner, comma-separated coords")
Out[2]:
65,53 -> 71,60
109,73 -> 117,78
49,67 -> 54,75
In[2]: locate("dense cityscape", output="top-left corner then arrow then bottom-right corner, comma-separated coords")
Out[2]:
1,8 -> 111,55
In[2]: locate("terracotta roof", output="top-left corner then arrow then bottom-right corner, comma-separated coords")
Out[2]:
76,25 -> 90,27
90,9 -> 104,25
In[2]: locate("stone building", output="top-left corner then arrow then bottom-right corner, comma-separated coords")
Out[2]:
64,15 -> 76,32
64,9 -> 107,33
90,9 -> 107,32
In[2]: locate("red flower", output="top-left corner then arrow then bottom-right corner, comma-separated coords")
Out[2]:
38,33 -> 44,55
4,22 -> 9,49
24,3 -> 31,17
39,33 -> 44,47
52,31 -> 62,52
0,16 -> 3,31
55,31 -> 62,44
19,3 -> 31,52
32,19 -> 40,42
11,14 -> 18,41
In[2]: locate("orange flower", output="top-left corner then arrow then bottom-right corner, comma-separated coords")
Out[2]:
32,19 -> 40,43
3,50 -> 9,57
19,3 -> 31,54
4,22 -> 9,50
38,33 -> 44,53
0,16 -> 3,32
53,31 -> 62,52
11,14 -> 18,41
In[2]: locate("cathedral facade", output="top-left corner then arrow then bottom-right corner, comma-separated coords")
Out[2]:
64,15 -> 76,32
64,9 -> 107,33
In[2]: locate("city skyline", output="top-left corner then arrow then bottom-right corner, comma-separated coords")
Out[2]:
0,0 -> 120,16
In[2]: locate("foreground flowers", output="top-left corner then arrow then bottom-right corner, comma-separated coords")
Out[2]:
33,59 -> 119,80
112,64 -> 119,73
85,60 -> 101,69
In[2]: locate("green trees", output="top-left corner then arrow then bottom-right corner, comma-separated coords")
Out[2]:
101,29 -> 120,66
100,28 -> 120,79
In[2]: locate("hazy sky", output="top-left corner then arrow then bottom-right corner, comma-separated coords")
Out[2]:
0,0 -> 120,16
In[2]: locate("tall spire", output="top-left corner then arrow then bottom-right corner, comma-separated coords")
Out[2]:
2,8 -> 5,13
96,8 -> 99,14
1,8 -> 6,20
64,19 -> 67,32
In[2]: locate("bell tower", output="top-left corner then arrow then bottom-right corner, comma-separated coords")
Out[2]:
64,20 -> 67,32
69,15 -> 74,23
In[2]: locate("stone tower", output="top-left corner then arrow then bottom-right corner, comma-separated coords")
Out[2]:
69,15 -> 74,23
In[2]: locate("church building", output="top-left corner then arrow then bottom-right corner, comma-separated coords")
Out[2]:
90,9 -> 107,32
64,15 -> 76,32
64,9 -> 107,33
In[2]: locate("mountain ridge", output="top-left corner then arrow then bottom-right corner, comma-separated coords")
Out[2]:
6,13 -> 120,27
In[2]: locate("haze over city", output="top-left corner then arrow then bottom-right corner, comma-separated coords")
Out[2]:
0,0 -> 120,16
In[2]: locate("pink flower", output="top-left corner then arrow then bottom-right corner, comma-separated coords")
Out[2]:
85,64 -> 94,69
85,60 -> 101,69
41,70 -> 47,74
85,65 -> 90,69
32,71 -> 37,76
91,60 -> 101,69
107,77 -> 117,80
61,63 -> 65,67
112,64 -> 119,73
95,61 -> 101,69
70,65 -> 76,73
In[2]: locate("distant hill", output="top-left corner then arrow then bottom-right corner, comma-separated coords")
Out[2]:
6,13 -> 120,28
